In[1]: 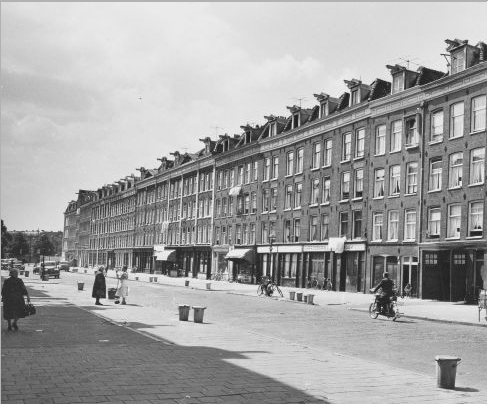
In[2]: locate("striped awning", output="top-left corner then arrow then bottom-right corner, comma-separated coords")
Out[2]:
229,186 -> 242,196
155,249 -> 177,262
224,248 -> 254,263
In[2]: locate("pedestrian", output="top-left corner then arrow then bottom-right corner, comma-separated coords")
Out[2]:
325,278 -> 333,291
115,266 -> 129,305
404,282 -> 412,298
1,268 -> 30,331
92,266 -> 106,306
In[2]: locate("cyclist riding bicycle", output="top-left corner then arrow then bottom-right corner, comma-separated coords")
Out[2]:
369,272 -> 395,314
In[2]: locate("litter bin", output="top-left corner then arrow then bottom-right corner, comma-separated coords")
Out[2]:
24,270 -> 30,278
135,277 -> 139,281
185,280 -> 190,287
307,294 -> 315,305
296,292 -> 303,302
108,288 -> 117,300
289,291 -> 296,300
435,355 -> 461,389
193,306 -> 206,323
154,277 -> 158,283
77,282 -> 84,291
206,282 -> 211,290
303,294 -> 309,303
19,270 -> 24,276
149,277 -> 153,283
178,305 -> 190,321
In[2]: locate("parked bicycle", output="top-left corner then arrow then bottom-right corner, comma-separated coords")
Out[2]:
257,278 -> 283,297
308,277 -> 324,290
211,272 -> 225,281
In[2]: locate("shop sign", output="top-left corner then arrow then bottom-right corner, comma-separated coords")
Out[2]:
277,245 -> 303,253
344,243 -> 366,252
303,244 -> 329,252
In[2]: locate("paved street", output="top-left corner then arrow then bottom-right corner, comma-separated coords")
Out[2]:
2,269 -> 487,403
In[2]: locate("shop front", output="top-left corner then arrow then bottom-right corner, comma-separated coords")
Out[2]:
133,248 -> 154,273
212,246 -> 230,280
224,247 -> 256,283
154,244 -> 177,276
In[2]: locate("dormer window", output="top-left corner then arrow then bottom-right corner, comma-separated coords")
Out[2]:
269,122 -> 276,137
320,103 -> 328,118
223,140 -> 229,152
245,131 -> 251,144
392,74 -> 404,94
451,50 -> 465,74
351,89 -> 359,106
292,114 -> 300,129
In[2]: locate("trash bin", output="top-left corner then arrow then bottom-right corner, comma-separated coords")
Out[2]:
178,305 -> 190,321
77,282 -> 84,291
154,277 -> 158,283
135,277 -> 139,281
193,306 -> 206,323
206,282 -> 211,290
24,271 -> 29,277
307,294 -> 315,305
19,270 -> 24,276
185,280 -> 190,287
289,291 -> 296,300
296,292 -> 303,302
149,277 -> 153,283
108,288 -> 117,300
84,269 -> 87,274
435,355 -> 461,389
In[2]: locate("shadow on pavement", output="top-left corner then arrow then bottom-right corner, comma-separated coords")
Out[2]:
2,285 -> 330,404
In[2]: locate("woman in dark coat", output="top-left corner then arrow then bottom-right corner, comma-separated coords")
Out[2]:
2,268 -> 30,331
92,267 -> 106,305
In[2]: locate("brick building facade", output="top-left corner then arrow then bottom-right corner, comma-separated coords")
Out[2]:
63,38 -> 487,302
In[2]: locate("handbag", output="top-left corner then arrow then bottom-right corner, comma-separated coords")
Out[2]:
24,302 -> 36,316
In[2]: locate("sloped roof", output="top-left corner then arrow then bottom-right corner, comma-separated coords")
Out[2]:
335,92 -> 350,112
416,66 -> 446,86
368,79 -> 391,101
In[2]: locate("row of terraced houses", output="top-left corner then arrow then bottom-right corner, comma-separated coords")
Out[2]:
63,38 -> 487,302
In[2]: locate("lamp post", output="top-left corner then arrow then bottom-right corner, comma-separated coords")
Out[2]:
268,234 -> 275,281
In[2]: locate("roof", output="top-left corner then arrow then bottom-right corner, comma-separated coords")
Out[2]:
368,79 -> 391,101
416,66 -> 446,86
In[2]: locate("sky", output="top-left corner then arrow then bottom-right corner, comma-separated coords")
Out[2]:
1,2 -> 487,231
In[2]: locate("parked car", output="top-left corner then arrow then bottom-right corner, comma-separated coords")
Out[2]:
40,261 -> 60,279
57,261 -> 70,271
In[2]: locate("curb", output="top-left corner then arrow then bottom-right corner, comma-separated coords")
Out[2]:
348,307 -> 487,328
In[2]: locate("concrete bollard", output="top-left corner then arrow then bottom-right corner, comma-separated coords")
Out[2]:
435,356 -> 461,389
289,291 -> 296,300
178,305 -> 190,321
193,306 -> 206,323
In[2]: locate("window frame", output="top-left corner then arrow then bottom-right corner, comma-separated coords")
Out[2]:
375,125 -> 386,156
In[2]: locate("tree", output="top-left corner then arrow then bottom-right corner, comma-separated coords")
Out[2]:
9,232 -> 29,259
1,220 -> 12,258
34,234 -> 55,256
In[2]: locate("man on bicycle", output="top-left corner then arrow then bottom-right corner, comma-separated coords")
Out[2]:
369,272 -> 395,314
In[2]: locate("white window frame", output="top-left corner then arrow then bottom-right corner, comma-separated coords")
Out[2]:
405,162 -> 418,194
354,169 -> 363,199
372,213 -> 383,241
469,201 -> 484,237
296,148 -> 304,174
341,171 -> 350,200
387,210 -> 399,241
312,142 -> 321,169
342,132 -> 352,161
310,178 -> 320,205
429,159 -> 443,191
390,120 -> 402,152
375,125 -> 386,155
286,151 -> 294,176
471,95 -> 486,132
389,165 -> 401,196
374,168 -> 385,198
448,152 -> 463,188
404,209 -> 416,241
447,204 -> 461,239
324,139 -> 332,167
428,207 -> 441,237
431,110 -> 444,143
322,177 -> 331,203
470,147 -> 485,185
449,102 -> 464,139
355,128 -> 365,158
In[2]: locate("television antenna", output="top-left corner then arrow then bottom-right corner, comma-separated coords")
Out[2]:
291,96 -> 307,108
398,56 -> 420,70
211,126 -> 223,137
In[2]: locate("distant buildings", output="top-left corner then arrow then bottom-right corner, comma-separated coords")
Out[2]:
63,38 -> 487,302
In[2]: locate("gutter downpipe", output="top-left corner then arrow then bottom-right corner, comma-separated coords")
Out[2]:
417,101 -> 426,299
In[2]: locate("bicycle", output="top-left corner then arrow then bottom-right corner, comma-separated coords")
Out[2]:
211,272 -> 224,281
257,279 -> 283,297
308,277 -> 324,290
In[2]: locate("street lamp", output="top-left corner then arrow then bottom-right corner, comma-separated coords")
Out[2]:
268,234 -> 275,280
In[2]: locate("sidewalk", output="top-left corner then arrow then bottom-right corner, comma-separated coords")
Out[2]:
2,271 -> 487,404
71,267 -> 486,327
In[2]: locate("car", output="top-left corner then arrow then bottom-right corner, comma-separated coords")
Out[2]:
40,261 -> 60,279
57,261 -> 70,271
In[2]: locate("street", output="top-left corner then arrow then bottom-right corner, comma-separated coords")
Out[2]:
1,269 -> 487,403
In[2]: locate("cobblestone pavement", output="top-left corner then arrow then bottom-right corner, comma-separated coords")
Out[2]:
2,270 -> 487,404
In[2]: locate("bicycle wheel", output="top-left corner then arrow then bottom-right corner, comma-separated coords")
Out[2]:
257,285 -> 264,296
369,303 -> 378,319
311,279 -> 318,289
275,285 -> 283,297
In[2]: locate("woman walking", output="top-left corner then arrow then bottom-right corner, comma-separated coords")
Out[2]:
2,268 -> 30,331
92,266 -> 106,305
115,266 -> 129,305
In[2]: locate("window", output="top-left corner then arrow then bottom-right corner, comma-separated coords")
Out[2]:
354,169 -> 363,199
243,224 -> 248,244
269,122 -> 276,137
261,222 -> 268,244
320,103 -> 328,118
471,95 -> 486,132
451,50 -> 465,74
469,201 -> 483,237
251,192 -> 257,213
307,178 -> 318,205
271,156 -> 279,179
321,214 -> 329,240
271,188 -> 277,211
470,147 -> 485,185
342,133 -> 352,161
235,225 -> 241,245
453,254 -> 466,265
322,177 -> 331,203
263,158 -> 271,181
406,118 -> 418,147
228,197 -> 234,216
429,159 -> 442,191
286,151 -> 294,176
428,207 -> 441,238
355,128 -> 365,158
296,148 -> 304,173
353,210 -> 363,239
245,163 -> 251,184
424,253 -> 438,265
310,216 -> 319,241
450,102 -> 464,139
250,223 -> 256,244
252,162 -> 258,182
294,183 -> 302,208
293,114 -> 300,128
237,166 -> 244,185
374,168 -> 385,198
285,185 -> 292,209
339,212 -> 349,237
341,171 -> 350,200
393,74 -> 404,94
293,219 -> 301,242
447,204 -> 461,238
389,165 -> 401,196
217,172 -> 222,190
387,211 -> 399,241
375,125 -> 386,155
404,210 -> 416,241
406,162 -> 418,194
244,194 -> 250,214
222,197 -> 227,216
229,170 -> 234,187
223,170 -> 229,189
324,139 -> 332,166
431,110 -> 444,142
284,220 -> 291,243
449,153 -> 463,188
262,189 -> 270,212
372,213 -> 383,241
391,120 -> 402,152
312,142 -> 321,168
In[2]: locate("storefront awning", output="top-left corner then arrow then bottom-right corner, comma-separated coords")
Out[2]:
229,186 -> 242,196
225,248 -> 254,263
328,237 -> 347,254
155,249 -> 177,262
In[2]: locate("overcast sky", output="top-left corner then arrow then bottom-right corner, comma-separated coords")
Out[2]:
1,2 -> 487,231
